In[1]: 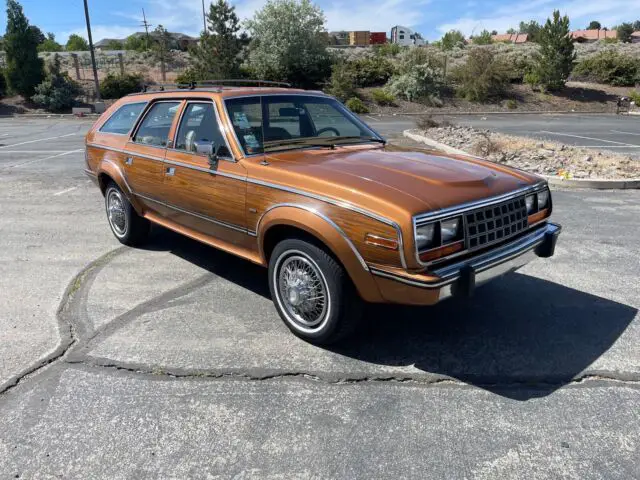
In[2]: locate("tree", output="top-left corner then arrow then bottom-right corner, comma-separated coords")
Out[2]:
66,33 -> 88,51
4,0 -> 44,97
587,21 -> 601,30
28,24 -> 44,44
441,30 -> 465,50
103,39 -> 124,50
530,10 -> 575,91
633,20 -> 640,31
190,0 -> 242,79
473,30 -> 493,45
453,48 -> 509,102
245,0 -> 332,87
506,28 -> 516,34
152,25 -> 173,81
124,34 -> 146,51
37,32 -> 62,52
31,54 -> 80,111
519,20 -> 541,42
491,30 -> 498,35
617,23 -> 634,43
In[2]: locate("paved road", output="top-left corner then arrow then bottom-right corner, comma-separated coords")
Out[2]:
1,118 -> 639,478
364,113 -> 640,158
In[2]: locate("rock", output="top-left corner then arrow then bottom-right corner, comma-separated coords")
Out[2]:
582,155 -> 593,162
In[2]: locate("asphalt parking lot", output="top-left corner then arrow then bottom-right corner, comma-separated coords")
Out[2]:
1,117 -> 639,478
367,113 -> 640,158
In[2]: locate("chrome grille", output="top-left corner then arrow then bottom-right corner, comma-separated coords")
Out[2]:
465,196 -> 528,250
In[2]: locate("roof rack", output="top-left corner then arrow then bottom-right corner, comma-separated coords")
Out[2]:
140,79 -> 292,93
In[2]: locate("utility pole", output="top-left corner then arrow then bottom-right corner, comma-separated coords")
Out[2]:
202,0 -> 207,34
83,0 -> 101,100
141,8 -> 152,50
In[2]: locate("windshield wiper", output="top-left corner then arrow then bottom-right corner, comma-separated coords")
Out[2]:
328,136 -> 386,144
263,135 -> 386,153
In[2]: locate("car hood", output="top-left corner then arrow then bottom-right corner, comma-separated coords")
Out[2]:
256,145 -> 541,217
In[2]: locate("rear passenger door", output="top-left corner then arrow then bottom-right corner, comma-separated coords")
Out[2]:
124,100 -> 182,211
162,101 -> 248,243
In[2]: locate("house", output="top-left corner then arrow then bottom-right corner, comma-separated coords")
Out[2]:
632,31 -> 640,43
94,38 -> 123,50
390,25 -> 425,46
570,29 -> 617,42
491,33 -> 529,44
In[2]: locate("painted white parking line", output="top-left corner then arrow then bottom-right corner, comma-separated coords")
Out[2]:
611,130 -> 640,137
539,130 -> 638,146
53,186 -> 79,196
0,133 -> 76,149
0,150 -> 77,154
364,115 -> 379,122
7,149 -> 83,168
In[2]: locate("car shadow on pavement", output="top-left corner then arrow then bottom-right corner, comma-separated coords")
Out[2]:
145,227 -> 636,401
331,274 -> 637,400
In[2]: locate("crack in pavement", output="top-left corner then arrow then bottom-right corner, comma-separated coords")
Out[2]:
0,247 -> 128,395
2,245 -> 639,398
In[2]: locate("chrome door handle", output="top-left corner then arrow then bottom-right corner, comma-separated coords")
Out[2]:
125,157 -> 133,166
165,167 -> 175,176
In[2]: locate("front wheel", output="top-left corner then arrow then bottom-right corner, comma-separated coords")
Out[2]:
268,239 -> 362,345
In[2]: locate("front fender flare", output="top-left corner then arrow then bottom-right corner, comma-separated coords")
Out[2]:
257,204 -> 383,303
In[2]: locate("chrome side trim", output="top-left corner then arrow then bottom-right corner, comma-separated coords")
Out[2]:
162,158 -> 246,181
249,178 -> 407,269
373,222 -> 560,290
256,202 -> 370,272
87,142 -> 406,267
136,193 -> 248,233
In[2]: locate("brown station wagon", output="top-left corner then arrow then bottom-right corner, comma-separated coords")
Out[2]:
85,82 -> 561,344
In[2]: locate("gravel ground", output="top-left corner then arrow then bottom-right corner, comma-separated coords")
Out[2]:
413,124 -> 640,179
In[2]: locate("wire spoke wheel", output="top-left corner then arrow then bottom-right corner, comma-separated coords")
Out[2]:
276,253 -> 329,331
106,189 -> 128,237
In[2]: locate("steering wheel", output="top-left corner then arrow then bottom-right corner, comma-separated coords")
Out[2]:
316,127 -> 340,137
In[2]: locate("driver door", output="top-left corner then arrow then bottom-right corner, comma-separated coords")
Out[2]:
162,100 -> 248,244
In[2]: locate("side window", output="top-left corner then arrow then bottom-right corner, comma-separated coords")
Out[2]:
99,102 -> 146,135
133,101 -> 180,147
174,103 -> 231,158
226,97 -> 263,154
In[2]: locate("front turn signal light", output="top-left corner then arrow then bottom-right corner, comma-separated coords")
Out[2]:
365,233 -> 399,250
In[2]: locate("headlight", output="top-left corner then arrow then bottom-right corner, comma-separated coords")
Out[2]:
415,223 -> 436,250
525,194 -> 537,214
441,217 -> 462,243
537,189 -> 549,210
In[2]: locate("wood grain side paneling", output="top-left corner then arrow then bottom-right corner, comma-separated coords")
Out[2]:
247,183 -> 402,267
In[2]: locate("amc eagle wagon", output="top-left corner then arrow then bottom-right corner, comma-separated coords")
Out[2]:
85,81 -> 561,344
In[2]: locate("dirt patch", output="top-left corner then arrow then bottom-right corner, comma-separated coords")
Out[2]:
410,125 -> 640,180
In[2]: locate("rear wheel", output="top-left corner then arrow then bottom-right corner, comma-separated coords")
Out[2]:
268,238 -> 362,345
105,182 -> 150,246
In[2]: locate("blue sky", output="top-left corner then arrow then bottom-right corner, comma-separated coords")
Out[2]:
2,0 -> 638,43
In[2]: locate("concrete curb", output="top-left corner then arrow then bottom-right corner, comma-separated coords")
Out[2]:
372,110 -> 616,117
402,129 -> 640,190
0,113 -> 101,119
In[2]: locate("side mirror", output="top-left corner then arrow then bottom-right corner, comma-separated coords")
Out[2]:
194,140 -> 219,170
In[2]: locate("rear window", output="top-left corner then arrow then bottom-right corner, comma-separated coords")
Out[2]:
99,102 -> 146,135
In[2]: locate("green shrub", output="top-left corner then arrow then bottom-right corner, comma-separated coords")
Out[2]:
374,43 -> 401,57
415,115 -> 447,130
506,99 -> 518,109
629,90 -> 640,105
573,51 -> 639,86
345,97 -> 369,113
452,48 -> 510,102
31,55 -> 80,111
99,73 -> 145,99
0,70 -> 6,98
340,56 -> 394,88
371,88 -> 395,106
386,65 -> 444,104
327,63 -> 356,101
524,71 -> 541,89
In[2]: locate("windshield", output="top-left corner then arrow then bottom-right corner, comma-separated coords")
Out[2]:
224,94 -> 383,155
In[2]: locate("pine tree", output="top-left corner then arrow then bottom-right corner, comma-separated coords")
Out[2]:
4,0 -> 44,97
191,0 -> 241,79
532,10 -> 575,92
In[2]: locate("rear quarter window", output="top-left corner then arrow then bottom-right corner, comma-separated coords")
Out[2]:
99,102 -> 147,135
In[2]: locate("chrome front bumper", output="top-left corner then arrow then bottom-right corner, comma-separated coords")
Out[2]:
371,222 -> 561,301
